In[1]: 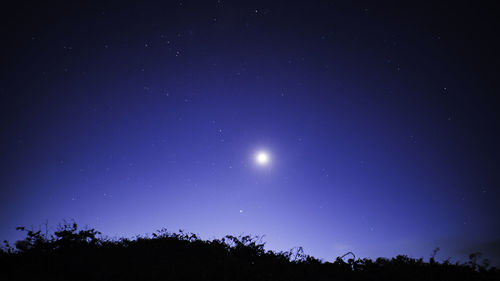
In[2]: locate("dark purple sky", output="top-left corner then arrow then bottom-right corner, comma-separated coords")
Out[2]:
1,1 -> 499,265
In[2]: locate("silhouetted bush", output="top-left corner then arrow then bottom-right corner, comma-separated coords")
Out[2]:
0,222 -> 498,281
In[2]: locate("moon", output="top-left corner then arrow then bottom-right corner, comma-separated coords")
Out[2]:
255,151 -> 270,165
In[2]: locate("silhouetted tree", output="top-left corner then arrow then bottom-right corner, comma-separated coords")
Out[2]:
0,222 -> 498,281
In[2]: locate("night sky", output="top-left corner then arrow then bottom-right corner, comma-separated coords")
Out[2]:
1,1 -> 499,265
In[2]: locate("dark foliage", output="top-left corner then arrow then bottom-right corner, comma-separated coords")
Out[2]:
1,222 -> 498,281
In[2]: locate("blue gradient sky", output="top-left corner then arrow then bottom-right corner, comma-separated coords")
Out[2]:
1,1 -> 499,265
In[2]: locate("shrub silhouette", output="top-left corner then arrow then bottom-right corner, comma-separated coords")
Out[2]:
1,222 -> 498,281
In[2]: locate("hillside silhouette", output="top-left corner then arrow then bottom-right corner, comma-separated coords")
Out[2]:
1,222 -> 498,281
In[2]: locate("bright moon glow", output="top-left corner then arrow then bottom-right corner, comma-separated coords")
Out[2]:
255,151 -> 270,165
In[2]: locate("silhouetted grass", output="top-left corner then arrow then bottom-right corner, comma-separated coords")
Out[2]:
1,222 -> 498,281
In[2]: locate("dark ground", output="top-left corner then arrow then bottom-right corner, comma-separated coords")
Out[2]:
1,222 -> 498,281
